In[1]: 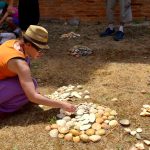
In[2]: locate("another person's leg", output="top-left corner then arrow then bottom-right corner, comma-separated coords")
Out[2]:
18,0 -> 39,31
100,0 -> 116,37
0,77 -> 37,116
114,0 -> 132,41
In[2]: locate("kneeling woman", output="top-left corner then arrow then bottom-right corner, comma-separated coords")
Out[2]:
0,25 -> 76,118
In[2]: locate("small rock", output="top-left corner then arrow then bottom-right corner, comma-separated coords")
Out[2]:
136,133 -> 142,140
141,90 -> 147,94
124,128 -> 131,133
143,140 -> 150,146
84,90 -> 90,95
130,130 -> 137,136
135,143 -> 145,150
109,120 -> 118,127
80,134 -> 89,142
73,136 -> 80,143
119,119 -> 130,126
56,120 -> 66,127
136,128 -> 143,133
89,135 -> 101,142
84,95 -> 90,99
77,85 -> 83,89
80,124 -> 91,131
49,129 -> 58,138
111,98 -> 118,102
64,133 -> 73,141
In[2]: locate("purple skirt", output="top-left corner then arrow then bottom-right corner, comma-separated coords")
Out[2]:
0,77 -> 37,113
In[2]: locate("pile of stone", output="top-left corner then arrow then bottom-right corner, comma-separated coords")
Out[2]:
60,32 -> 80,39
45,102 -> 118,143
69,45 -> 93,57
124,127 -> 143,140
140,104 -> 150,116
45,85 -> 90,101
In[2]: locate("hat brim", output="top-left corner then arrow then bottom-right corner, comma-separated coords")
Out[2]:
23,34 -> 49,50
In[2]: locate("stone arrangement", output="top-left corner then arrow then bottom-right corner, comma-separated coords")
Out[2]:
45,102 -> 118,143
69,45 -> 93,57
140,104 -> 150,116
60,32 -> 80,39
45,85 -> 90,101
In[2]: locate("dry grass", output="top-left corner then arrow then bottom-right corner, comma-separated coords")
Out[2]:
0,22 -> 150,150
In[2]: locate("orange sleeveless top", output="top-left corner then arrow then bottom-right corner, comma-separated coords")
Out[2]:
0,40 -> 25,80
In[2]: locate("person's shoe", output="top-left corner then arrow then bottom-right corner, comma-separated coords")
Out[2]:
100,28 -> 115,37
113,31 -> 124,41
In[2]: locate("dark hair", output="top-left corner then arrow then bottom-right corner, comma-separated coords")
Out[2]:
22,36 -> 39,50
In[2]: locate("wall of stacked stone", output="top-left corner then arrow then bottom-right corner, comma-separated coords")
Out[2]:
14,0 -> 150,22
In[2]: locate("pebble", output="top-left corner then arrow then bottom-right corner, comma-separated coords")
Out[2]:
45,125 -> 51,131
124,128 -> 131,133
136,128 -> 143,133
80,134 -> 89,142
130,130 -> 137,136
119,119 -> 130,126
136,133 -> 142,140
111,98 -> 118,102
49,129 -> 58,138
135,143 -> 145,150
109,120 -> 118,127
143,140 -> 150,146
89,135 -> 101,142
140,104 -> 150,116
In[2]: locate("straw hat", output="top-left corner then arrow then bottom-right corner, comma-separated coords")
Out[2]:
23,25 -> 49,49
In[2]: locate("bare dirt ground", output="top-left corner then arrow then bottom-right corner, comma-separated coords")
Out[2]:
0,22 -> 150,150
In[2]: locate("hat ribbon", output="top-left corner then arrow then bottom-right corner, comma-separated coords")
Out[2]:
24,34 -> 48,45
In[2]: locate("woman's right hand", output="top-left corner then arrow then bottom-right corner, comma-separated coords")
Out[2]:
62,102 -> 76,112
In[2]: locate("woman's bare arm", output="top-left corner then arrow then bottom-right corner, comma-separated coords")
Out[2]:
7,58 -> 76,112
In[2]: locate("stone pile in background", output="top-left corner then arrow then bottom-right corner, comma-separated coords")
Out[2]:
45,84 -> 90,101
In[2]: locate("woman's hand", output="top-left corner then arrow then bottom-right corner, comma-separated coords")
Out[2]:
62,102 -> 76,112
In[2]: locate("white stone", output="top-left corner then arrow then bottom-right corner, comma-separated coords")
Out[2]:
135,143 -> 145,150
80,124 -> 91,131
136,128 -> 142,133
119,119 -> 130,126
57,113 -> 65,119
71,91 -> 82,98
56,120 -> 66,127
79,119 -> 90,125
77,85 -> 83,89
58,126 -> 69,134
130,130 -> 137,136
84,90 -> 90,95
49,129 -> 58,138
143,140 -> 150,146
62,116 -> 71,122
84,95 -> 90,99
124,128 -> 131,133
66,121 -> 75,128
109,120 -> 118,127
89,135 -> 101,142
60,92 -> 70,99
89,113 -> 96,123
143,104 -> 150,108
76,109 -> 85,115
80,134 -> 89,142
110,110 -> 117,116
90,108 -> 97,114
